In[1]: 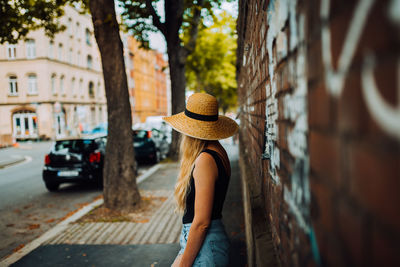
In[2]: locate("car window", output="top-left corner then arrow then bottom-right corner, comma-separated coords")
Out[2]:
94,138 -> 106,149
152,129 -> 160,138
54,140 -> 96,153
133,130 -> 147,139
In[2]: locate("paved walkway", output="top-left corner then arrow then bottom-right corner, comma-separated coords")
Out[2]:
8,144 -> 246,267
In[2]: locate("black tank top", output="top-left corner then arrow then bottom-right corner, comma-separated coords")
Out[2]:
182,149 -> 230,224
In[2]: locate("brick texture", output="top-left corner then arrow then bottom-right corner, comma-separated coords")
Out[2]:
237,0 -> 400,266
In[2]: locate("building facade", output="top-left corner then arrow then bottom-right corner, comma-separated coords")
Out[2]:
0,6 -> 106,145
237,0 -> 400,266
126,37 -> 168,124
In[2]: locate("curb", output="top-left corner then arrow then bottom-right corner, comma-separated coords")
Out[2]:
0,162 -> 165,266
0,156 -> 27,169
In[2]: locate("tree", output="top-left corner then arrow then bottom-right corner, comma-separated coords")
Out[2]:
185,12 -> 237,114
119,0 -> 232,160
0,0 -> 67,44
89,0 -> 140,212
1,0 -> 141,212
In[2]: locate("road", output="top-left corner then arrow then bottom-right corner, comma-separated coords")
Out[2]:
0,141 -> 153,260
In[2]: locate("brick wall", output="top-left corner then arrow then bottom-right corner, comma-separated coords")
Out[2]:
237,0 -> 400,266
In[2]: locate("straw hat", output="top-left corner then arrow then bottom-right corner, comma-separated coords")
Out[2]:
162,93 -> 239,140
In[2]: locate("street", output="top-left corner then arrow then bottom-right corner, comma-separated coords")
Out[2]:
0,141 -> 154,260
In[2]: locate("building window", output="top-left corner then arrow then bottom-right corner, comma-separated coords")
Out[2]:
90,107 -> 96,126
68,48 -> 73,64
87,55 -> 93,69
51,74 -> 57,95
8,76 -> 18,96
97,82 -> 101,98
71,77 -> 76,96
28,74 -> 38,95
85,28 -> 91,45
79,79 -> 83,97
58,43 -> 63,61
7,43 -> 17,59
76,22 -> 80,39
77,51 -> 81,66
26,39 -> 36,59
60,75 -> 65,95
89,81 -> 95,98
68,18 -> 73,36
49,41 -> 54,58
99,106 -> 103,123
12,110 -> 38,138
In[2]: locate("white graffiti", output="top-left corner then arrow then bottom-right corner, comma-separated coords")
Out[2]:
321,0 -> 400,140
321,0 -> 375,97
263,0 -> 311,232
362,56 -> 400,140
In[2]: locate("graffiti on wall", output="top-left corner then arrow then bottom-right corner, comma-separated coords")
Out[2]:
263,0 -> 312,233
321,0 -> 400,140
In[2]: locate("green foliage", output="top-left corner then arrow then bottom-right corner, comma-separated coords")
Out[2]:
0,0 -> 73,44
118,0 -> 231,49
185,12 -> 237,113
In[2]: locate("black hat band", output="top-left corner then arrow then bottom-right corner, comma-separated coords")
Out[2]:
185,108 -> 218,122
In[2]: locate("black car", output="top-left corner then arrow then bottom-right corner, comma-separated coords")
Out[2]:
133,128 -> 169,163
42,135 -> 106,191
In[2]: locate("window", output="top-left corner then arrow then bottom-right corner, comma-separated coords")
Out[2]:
88,81 -> 94,98
8,76 -> 18,96
68,48 -> 73,64
97,82 -> 101,98
76,22 -> 80,39
85,28 -> 91,45
60,75 -> 65,95
68,18 -> 73,36
58,43 -> 63,61
71,78 -> 76,96
77,51 -> 81,66
7,43 -> 17,59
51,74 -> 57,95
87,55 -> 93,69
48,41 -> 54,58
79,79 -> 83,97
26,39 -> 36,59
13,110 -> 38,138
90,107 -> 96,126
99,107 -> 103,123
28,74 -> 38,95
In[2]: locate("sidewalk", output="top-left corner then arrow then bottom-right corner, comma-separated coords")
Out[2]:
5,144 -> 246,267
0,155 -> 25,169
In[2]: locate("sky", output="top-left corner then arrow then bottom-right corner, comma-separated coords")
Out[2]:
146,1 -> 238,54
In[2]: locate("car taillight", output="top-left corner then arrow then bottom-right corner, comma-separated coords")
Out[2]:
147,131 -> 152,138
44,154 -> 51,165
89,152 -> 101,163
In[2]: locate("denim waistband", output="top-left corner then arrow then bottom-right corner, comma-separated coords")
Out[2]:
182,219 -> 225,231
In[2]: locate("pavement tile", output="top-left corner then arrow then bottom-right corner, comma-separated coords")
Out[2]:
9,144 -> 247,266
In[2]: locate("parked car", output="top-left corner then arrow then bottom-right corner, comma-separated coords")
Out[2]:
133,128 -> 169,163
144,116 -> 172,144
42,135 -> 107,191
90,123 -> 108,135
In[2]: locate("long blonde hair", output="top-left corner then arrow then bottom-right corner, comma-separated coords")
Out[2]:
174,134 -> 208,213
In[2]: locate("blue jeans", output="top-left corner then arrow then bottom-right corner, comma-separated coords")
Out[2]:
178,219 -> 230,267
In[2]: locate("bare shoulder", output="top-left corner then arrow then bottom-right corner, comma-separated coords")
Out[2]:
193,151 -> 218,178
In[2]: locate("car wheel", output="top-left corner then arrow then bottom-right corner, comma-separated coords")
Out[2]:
45,182 -> 59,192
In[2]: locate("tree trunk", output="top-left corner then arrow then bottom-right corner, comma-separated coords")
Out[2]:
164,0 -> 186,161
166,44 -> 186,161
89,0 -> 140,212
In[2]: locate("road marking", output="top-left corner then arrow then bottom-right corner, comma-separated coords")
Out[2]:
0,162 -> 164,266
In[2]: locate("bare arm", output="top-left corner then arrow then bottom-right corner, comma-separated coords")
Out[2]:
179,152 -> 218,267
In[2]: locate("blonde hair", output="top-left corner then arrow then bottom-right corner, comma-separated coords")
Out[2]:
174,134 -> 208,213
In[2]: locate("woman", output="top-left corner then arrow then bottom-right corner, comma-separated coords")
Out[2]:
163,93 -> 239,267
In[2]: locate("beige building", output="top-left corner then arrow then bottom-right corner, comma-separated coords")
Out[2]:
0,6 -> 106,145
